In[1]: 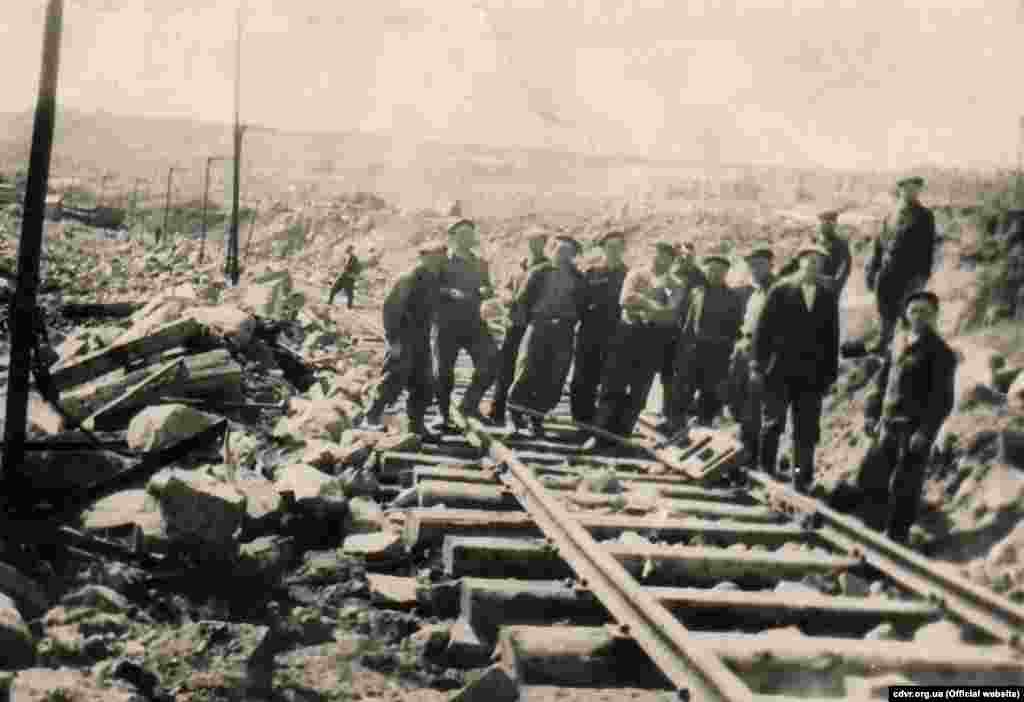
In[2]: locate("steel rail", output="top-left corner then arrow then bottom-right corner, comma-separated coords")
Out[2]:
750,471 -> 1024,648
451,409 -> 753,702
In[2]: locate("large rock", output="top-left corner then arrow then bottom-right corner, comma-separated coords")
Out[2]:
344,497 -> 385,534
127,404 -> 220,452
273,463 -> 348,517
237,536 -> 296,582
10,667 -> 140,702
0,593 -> 35,669
273,397 -> 358,443
147,469 -> 246,556
242,271 -> 299,320
144,621 -> 276,699
233,475 -> 284,535
190,304 -> 256,348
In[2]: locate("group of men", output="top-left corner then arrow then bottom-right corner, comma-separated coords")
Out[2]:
355,174 -> 957,546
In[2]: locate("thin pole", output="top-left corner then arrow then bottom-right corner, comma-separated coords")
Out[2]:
161,166 -> 176,244
2,0 -> 65,494
225,4 -> 244,285
198,156 -> 225,264
244,202 -> 260,262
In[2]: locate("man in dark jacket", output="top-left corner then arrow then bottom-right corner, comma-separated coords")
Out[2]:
508,235 -> 588,435
360,243 -> 446,436
752,244 -> 840,492
668,255 -> 743,433
433,219 -> 499,429
857,290 -> 957,545
328,245 -> 363,309
776,211 -> 852,297
489,229 -> 550,425
728,246 -> 776,466
569,231 -> 629,425
865,176 -> 937,352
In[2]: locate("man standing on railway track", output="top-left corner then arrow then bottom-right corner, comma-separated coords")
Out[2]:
751,244 -> 840,492
328,245 -> 363,309
489,229 -> 550,426
865,177 -> 937,353
668,254 -> 743,435
359,243 -> 447,437
582,241 -> 686,451
433,219 -> 499,431
728,246 -> 776,468
569,231 -> 629,426
507,235 -> 588,436
857,290 -> 957,545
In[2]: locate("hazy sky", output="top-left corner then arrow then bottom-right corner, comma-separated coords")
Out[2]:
2,0 -> 1022,170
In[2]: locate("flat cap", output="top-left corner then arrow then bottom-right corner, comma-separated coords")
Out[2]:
598,230 -> 626,245
896,176 -> 925,188
447,218 -> 476,234
653,241 -> 680,255
903,290 -> 939,310
554,234 -> 581,251
818,210 -> 840,222
418,241 -> 448,256
703,254 -> 731,267
797,244 -> 829,259
525,227 -> 549,240
744,246 -> 775,261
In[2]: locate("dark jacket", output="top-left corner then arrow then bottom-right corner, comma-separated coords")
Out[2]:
681,283 -> 743,344
341,254 -> 362,278
513,262 -> 587,325
579,264 -> 629,330
382,266 -> 440,340
865,201 -> 937,291
864,327 -> 958,439
752,278 -> 840,392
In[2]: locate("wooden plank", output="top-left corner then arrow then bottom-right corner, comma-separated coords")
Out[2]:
82,359 -> 185,431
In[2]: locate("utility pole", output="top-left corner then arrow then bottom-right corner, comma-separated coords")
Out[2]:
160,166 -> 177,244
225,3 -> 245,286
199,155 -> 227,264
1017,115 -> 1024,205
2,0 -> 64,497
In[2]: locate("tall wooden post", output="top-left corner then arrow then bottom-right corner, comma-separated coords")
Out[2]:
225,4 -> 244,285
2,0 -> 65,494
160,166 -> 176,243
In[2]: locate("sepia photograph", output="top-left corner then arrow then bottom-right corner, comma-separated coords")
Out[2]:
0,1 -> 1022,700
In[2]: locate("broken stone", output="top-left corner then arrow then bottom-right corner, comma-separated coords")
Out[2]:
10,667 -> 141,702
144,621 -> 276,698
190,304 -> 256,348
273,463 -> 347,517
0,592 -> 35,670
913,619 -> 963,645
339,465 -> 378,497
578,468 -> 623,495
146,469 -> 245,557
286,550 -> 363,587
344,496 -> 385,535
366,574 -> 418,609
450,664 -> 519,702
999,430 -> 1024,470
445,618 -> 492,668
274,397 -> 357,443
298,440 -> 357,471
341,530 -> 404,562
864,623 -> 901,641
18,441 -> 124,492
232,475 -> 283,535
0,563 -> 49,618
127,403 -> 220,452
774,580 -> 820,596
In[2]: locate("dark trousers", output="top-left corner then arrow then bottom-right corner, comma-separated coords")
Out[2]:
728,346 -> 763,458
855,423 -> 930,544
659,332 -> 679,418
329,274 -> 356,308
670,337 -> 733,428
592,322 -> 663,437
433,317 -> 498,419
875,271 -> 924,349
490,323 -> 527,423
509,319 -> 576,416
570,317 -> 615,424
365,334 -> 433,423
759,379 -> 824,486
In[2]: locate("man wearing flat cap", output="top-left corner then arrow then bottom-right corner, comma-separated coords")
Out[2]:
582,240 -> 686,450
433,219 -> 499,429
490,228 -> 552,425
360,244 -> 447,437
865,176 -> 937,353
507,235 -> 588,435
570,231 -> 629,425
815,210 -> 852,298
727,246 -> 777,467
857,290 -> 957,545
328,244 -> 363,308
751,244 -> 840,492
668,254 -> 743,434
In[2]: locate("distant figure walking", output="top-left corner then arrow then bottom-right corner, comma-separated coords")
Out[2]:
329,245 -> 363,309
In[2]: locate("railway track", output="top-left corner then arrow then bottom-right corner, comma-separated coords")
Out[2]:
367,335 -> 1024,700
